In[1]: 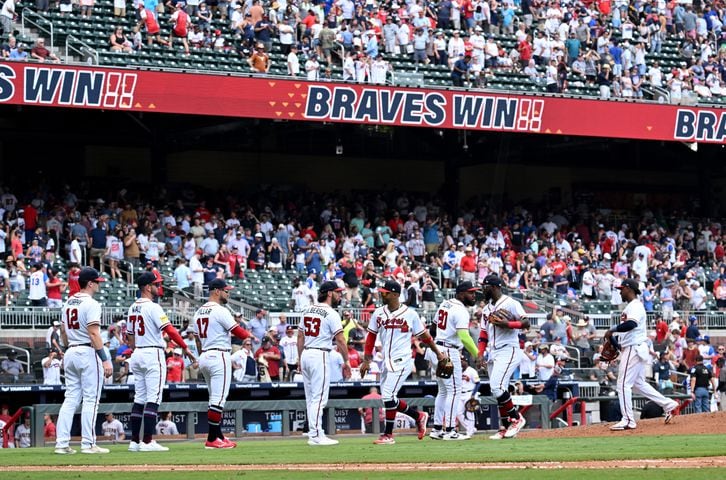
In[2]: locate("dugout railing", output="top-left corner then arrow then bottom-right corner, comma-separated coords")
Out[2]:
28,396 -> 554,447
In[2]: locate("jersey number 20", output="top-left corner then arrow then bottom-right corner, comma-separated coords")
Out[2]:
437,310 -> 448,330
303,316 -> 321,337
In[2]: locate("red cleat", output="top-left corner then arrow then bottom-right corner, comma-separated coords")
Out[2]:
417,411 -> 429,440
205,438 -> 235,449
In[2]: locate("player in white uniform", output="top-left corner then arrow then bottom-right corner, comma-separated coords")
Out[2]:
297,281 -> 351,446
127,272 -> 193,452
101,413 -> 126,442
479,274 -> 531,440
430,281 -> 479,441
193,278 -> 251,449
457,356 -> 480,436
359,280 -> 443,445
55,268 -> 113,455
606,279 -> 679,430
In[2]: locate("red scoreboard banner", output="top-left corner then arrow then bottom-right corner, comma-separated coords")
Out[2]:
0,62 -> 724,143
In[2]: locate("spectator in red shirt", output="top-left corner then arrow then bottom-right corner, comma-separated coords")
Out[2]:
44,414 -> 56,440
67,263 -> 81,296
166,349 -> 184,383
45,268 -> 66,308
358,386 -> 383,433
460,246 -> 477,283
30,38 -> 60,63
23,204 -> 37,242
655,316 -> 669,345
255,337 -> 281,380
387,211 -> 404,235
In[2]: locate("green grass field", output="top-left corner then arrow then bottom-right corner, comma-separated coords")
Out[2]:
1,434 -> 723,479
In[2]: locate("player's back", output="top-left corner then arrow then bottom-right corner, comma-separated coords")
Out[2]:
434,298 -> 469,347
301,303 -> 343,349
62,293 -> 102,344
193,301 -> 236,351
127,298 -> 168,348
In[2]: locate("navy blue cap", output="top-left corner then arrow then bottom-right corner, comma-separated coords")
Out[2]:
455,281 -> 479,293
482,275 -> 503,287
79,267 -> 105,284
319,281 -> 344,294
616,278 -> 641,294
379,280 -> 402,294
137,272 -> 161,287
208,278 -> 233,291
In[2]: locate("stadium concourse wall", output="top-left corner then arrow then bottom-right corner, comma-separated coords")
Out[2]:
1,63 -> 725,144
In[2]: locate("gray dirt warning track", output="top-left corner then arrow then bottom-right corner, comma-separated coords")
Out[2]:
3,457 -> 726,471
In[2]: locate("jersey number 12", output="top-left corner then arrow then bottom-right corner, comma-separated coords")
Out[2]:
65,308 -> 80,330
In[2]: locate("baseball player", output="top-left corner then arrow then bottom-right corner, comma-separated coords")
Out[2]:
605,278 -> 679,430
297,281 -> 351,446
55,267 -> 113,455
430,281 -> 479,440
359,280 -> 443,445
193,278 -> 251,449
457,356 -> 480,436
101,413 -> 125,442
479,274 -> 530,440
127,272 -> 193,452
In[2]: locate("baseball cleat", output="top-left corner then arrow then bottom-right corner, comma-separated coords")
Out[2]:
429,429 -> 443,440
489,428 -> 506,440
221,437 -> 237,448
373,434 -> 396,445
139,440 -> 169,452
416,411 -> 429,440
307,435 -> 339,446
205,438 -> 235,449
504,414 -> 526,439
609,420 -> 637,431
128,441 -> 140,452
54,447 -> 77,455
81,445 -> 110,454
664,402 -> 679,424
442,430 -> 470,441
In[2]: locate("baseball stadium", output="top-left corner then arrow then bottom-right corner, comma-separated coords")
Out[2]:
1,0 -> 726,477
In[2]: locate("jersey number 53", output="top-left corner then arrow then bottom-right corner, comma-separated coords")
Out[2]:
303,316 -> 321,337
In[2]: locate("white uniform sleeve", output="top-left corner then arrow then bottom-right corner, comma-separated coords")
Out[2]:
86,300 -> 102,326
411,311 -> 425,337
218,308 -> 237,331
328,311 -> 343,337
367,309 -> 381,334
453,305 -> 469,330
155,304 -> 170,327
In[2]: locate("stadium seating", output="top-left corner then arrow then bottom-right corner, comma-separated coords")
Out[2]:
13,1 -> 723,105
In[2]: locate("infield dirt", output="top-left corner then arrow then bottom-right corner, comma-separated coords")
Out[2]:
520,410 -> 726,439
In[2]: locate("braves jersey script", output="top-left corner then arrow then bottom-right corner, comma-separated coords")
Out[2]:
126,298 -> 170,348
62,293 -> 102,344
301,303 -> 343,349
481,295 -> 526,350
368,304 -> 425,372
193,301 -> 237,351
615,299 -> 647,348
434,298 -> 471,348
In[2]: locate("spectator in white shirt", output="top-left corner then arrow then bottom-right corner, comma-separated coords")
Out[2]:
287,44 -> 300,76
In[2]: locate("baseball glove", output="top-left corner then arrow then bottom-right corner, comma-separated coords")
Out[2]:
436,357 -> 454,379
600,335 -> 620,362
488,309 -> 515,327
464,398 -> 481,413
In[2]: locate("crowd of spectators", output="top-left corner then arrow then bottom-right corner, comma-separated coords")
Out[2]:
6,0 -> 726,102
1,182 -> 726,405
